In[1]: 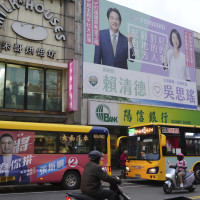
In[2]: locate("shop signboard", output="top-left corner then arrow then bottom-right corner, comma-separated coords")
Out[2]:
83,0 -> 197,109
88,100 -> 200,126
68,59 -> 79,112
0,0 -> 65,61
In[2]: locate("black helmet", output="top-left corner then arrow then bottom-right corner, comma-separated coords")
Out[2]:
89,150 -> 103,163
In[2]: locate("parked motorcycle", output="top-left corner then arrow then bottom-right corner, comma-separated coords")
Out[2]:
163,161 -> 197,194
65,181 -> 131,200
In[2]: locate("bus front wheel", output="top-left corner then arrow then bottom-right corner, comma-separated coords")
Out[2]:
62,171 -> 81,190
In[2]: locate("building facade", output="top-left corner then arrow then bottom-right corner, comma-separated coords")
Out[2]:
1,0 -> 200,168
81,0 -> 200,167
0,0 -> 82,124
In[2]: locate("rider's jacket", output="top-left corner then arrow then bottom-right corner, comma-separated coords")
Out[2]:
176,159 -> 187,172
81,161 -> 119,195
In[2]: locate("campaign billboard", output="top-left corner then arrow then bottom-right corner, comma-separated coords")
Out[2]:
83,0 -> 197,109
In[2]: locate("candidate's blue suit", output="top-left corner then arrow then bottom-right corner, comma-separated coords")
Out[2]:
94,29 -> 129,69
0,155 -> 30,184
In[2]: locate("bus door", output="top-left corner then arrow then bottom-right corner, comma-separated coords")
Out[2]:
161,126 -> 181,156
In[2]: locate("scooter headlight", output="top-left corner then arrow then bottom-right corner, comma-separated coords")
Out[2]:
147,167 -> 159,174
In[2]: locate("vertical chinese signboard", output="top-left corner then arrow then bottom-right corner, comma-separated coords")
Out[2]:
83,0 -> 197,109
68,59 -> 78,112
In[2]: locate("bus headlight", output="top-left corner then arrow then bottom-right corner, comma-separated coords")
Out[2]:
147,167 -> 159,174
126,166 -> 130,172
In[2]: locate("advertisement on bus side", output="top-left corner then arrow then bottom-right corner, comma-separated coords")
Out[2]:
0,131 -> 107,185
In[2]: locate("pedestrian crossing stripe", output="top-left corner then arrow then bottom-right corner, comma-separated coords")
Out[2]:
189,196 -> 200,199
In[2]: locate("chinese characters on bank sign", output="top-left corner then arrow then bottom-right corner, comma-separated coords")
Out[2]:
88,100 -> 200,126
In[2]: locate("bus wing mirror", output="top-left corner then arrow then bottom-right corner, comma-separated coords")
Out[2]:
160,134 -> 166,146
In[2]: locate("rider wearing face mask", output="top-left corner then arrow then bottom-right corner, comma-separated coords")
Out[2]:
81,150 -> 121,200
176,153 -> 187,188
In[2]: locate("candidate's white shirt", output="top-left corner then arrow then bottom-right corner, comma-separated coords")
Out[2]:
3,155 -> 12,176
167,49 -> 190,81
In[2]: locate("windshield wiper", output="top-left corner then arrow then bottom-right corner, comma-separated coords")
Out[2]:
146,159 -> 152,163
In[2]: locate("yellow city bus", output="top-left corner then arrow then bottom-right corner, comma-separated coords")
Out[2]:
123,123 -> 200,181
0,120 -> 111,189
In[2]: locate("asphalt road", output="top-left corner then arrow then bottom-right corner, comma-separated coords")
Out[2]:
0,179 -> 200,200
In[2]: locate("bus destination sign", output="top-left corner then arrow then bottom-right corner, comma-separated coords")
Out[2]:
162,127 -> 180,134
128,127 -> 154,136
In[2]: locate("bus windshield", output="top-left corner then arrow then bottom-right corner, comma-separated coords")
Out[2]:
128,126 -> 160,160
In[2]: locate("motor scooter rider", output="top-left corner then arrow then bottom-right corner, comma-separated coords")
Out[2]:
81,150 -> 122,200
176,153 -> 187,188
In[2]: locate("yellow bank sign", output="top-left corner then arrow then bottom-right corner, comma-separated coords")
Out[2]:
88,100 -> 200,126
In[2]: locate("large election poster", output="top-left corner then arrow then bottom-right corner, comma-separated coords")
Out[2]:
83,0 -> 197,109
0,131 -> 88,185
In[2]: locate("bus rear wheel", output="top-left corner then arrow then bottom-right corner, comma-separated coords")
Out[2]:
188,185 -> 196,192
62,171 -> 81,190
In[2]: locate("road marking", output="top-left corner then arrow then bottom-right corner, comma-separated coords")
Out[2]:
189,196 -> 200,199
0,184 -> 144,196
119,185 -> 145,189
0,190 -> 61,196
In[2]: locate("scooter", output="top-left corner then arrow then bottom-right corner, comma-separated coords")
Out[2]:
65,181 -> 131,200
163,161 -> 197,194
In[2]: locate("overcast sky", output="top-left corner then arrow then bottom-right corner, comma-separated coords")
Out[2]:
108,0 -> 200,33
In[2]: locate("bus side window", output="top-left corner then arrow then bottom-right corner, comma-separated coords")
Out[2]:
93,134 -> 107,154
185,132 -> 200,155
166,136 -> 180,155
34,132 -> 57,154
76,134 -> 90,154
59,133 -> 76,154
59,133 -> 90,154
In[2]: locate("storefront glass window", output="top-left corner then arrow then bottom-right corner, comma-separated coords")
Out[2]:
1,63 -> 62,112
0,63 -> 5,108
5,64 -> 25,109
27,67 -> 44,110
46,69 -> 62,111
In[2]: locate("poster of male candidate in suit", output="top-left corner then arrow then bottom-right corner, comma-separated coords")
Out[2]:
83,0 -> 197,110
94,8 -> 135,69
0,133 -> 32,185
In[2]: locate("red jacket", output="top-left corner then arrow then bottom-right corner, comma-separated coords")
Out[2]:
120,152 -> 127,166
